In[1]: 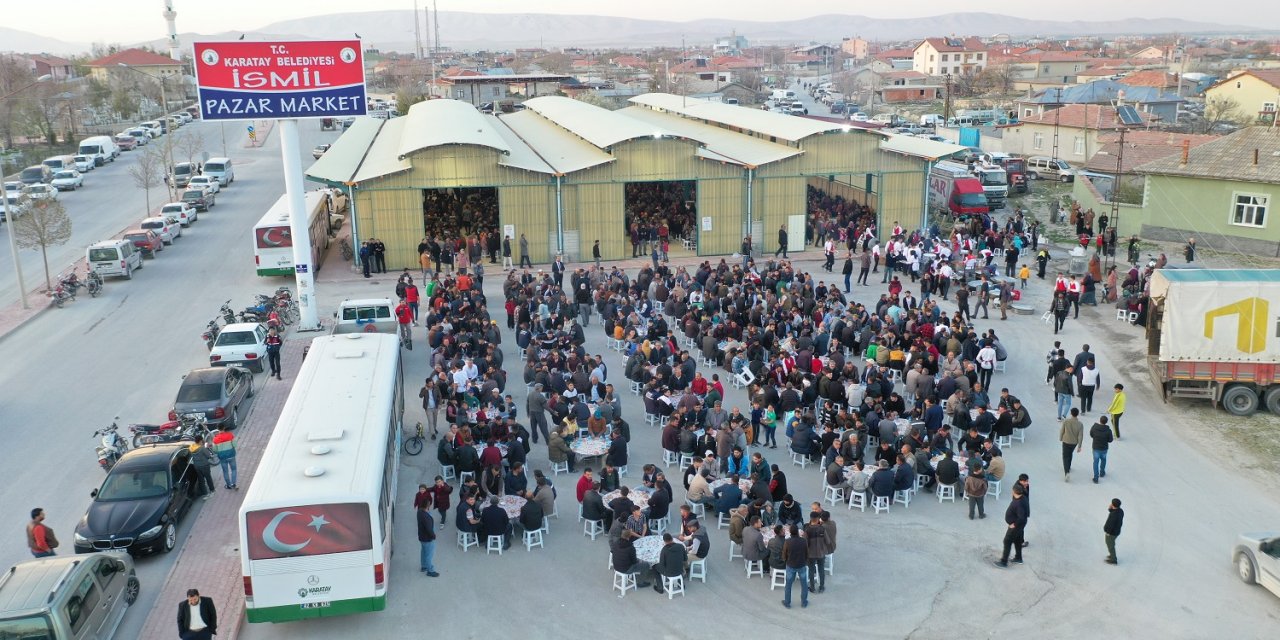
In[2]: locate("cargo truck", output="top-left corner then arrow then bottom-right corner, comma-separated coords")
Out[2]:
968,160 -> 1009,209
929,162 -> 990,218
1147,269 -> 1280,416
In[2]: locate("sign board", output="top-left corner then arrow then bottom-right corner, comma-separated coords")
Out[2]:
193,40 -> 367,121
295,264 -> 309,274
503,225 -> 515,240
701,216 -> 713,232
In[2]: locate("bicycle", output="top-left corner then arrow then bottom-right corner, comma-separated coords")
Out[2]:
403,421 -> 425,456
339,236 -> 354,261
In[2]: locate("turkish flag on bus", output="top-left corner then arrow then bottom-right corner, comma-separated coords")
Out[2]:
245,503 -> 373,560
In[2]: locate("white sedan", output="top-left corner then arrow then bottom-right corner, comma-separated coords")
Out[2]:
1235,531 -> 1280,599
22,183 -> 58,200
187,175 -> 220,194
51,170 -> 84,191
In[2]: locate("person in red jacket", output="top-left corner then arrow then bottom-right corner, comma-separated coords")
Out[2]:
576,468 -> 595,503
404,281 -> 421,324
428,476 -> 452,530
394,298 -> 413,348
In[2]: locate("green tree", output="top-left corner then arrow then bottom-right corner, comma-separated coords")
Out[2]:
13,198 -> 73,291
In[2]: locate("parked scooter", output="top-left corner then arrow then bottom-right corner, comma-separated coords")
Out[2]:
48,282 -> 75,308
86,268 -> 103,297
129,414 -> 210,448
202,318 -> 222,350
219,300 -> 236,324
93,420 -> 129,471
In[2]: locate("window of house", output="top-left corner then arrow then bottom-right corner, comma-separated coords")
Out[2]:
1032,133 -> 1044,150
1264,102 -> 1277,113
953,66 -> 960,74
1073,137 -> 1085,155
977,53 -> 984,60
1232,193 -> 1268,228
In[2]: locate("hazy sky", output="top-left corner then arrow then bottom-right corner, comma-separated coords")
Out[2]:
6,0 -> 1275,43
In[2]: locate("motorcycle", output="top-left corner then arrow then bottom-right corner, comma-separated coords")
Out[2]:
129,413 -> 209,448
86,268 -> 103,297
48,282 -> 75,308
93,421 -> 129,471
238,309 -> 268,323
219,300 -> 236,325
202,318 -> 221,350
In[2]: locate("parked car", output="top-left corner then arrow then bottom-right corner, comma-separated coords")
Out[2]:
122,228 -> 163,257
50,170 -> 84,191
0,194 -> 27,222
169,366 -> 255,429
187,175 -> 220,194
1234,531 -> 1280,599
87,239 -> 143,280
202,157 -> 234,187
0,553 -> 139,639
1026,156 -> 1076,182
140,216 -> 179,244
19,165 -> 52,185
73,154 -> 96,172
313,143 -> 331,159
22,183 -> 57,200
125,128 -> 150,145
138,121 -> 163,138
4,181 -> 23,195
181,187 -> 215,212
210,322 -> 269,372
72,443 -> 199,555
160,201 -> 197,226
171,162 -> 195,188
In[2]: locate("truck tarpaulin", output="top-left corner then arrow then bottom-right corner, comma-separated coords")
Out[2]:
1151,269 -> 1280,362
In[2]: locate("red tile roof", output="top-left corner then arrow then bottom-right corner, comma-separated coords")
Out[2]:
882,70 -> 927,79
918,37 -> 986,53
1117,70 -> 1180,88
875,48 -> 915,59
669,59 -> 729,74
1016,104 -> 1144,130
87,48 -> 181,67
711,56 -> 763,69
612,56 -> 648,69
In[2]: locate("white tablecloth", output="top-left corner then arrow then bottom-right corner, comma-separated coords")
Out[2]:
604,488 -> 652,511
634,534 -> 664,564
571,437 -> 609,458
498,495 -> 526,520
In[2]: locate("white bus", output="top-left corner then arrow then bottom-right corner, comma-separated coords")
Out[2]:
239,333 -> 403,623
253,189 -> 332,276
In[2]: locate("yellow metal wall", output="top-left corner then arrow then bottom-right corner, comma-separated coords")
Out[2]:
355,188 -> 424,270
797,131 -> 883,175
878,171 -> 927,234
696,177 -> 744,255
754,174 -> 806,255
498,184 -> 555,264
567,182 -> 625,261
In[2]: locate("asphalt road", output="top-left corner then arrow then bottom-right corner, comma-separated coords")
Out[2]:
0,117 -> 341,639
239,254 -> 1280,639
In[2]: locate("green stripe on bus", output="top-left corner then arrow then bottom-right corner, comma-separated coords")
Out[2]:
246,595 -> 386,623
257,267 -> 294,276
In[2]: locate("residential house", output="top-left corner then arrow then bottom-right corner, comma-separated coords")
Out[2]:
85,48 -> 185,83
1126,127 -> 1280,253
1001,53 -> 1096,90
1000,104 -> 1144,161
668,58 -> 733,93
18,54 -> 75,80
1016,79 -> 1183,123
1203,70 -> 1280,125
874,48 -> 916,71
912,37 -> 988,77
714,34 -> 749,56
1131,45 -> 1180,64
1080,130 -> 1218,200
841,38 -> 870,61
1117,70 -> 1197,94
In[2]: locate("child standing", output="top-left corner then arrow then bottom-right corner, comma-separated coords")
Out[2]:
1018,264 -> 1030,289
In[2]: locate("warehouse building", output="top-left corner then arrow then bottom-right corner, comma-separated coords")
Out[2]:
307,93 -> 964,269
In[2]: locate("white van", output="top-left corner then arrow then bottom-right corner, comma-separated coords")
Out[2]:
87,239 -> 143,280
0,553 -> 139,640
77,136 -> 119,166
1026,156 -> 1076,182
331,298 -> 396,335
202,157 -> 234,187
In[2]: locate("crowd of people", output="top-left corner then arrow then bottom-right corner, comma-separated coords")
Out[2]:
626,182 -> 696,258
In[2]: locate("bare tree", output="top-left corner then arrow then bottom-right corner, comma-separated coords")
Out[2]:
173,130 -> 207,167
1199,97 -> 1244,133
0,57 -> 35,149
977,64 -> 1017,95
130,145 -> 165,215
534,53 -> 572,74
13,198 -> 73,291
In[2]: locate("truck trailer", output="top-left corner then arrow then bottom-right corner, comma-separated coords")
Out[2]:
1147,269 -> 1280,416
929,162 -> 990,218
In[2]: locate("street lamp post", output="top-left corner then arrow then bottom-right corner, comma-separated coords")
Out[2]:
1,75 -> 52,310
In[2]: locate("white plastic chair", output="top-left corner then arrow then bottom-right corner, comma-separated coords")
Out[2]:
662,575 -> 685,599
613,570 -> 636,598
688,558 -> 707,583
486,535 -> 504,555
848,491 -> 867,512
457,531 -> 478,552
583,519 -> 604,540
770,568 -> 786,590
937,483 -> 957,503
746,559 -> 764,578
824,484 -> 845,507
523,528 -> 544,551
873,495 -> 891,514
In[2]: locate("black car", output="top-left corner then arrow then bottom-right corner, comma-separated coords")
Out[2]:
73,443 -> 199,555
169,366 -> 254,430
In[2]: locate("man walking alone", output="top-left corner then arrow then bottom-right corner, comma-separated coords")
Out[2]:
1104,498 -> 1124,565
1089,416 -> 1114,484
211,426 -> 238,489
417,495 -> 440,576
993,484 -> 1028,568
1059,408 -> 1084,481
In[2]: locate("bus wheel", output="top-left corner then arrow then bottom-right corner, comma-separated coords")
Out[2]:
1222,385 -> 1259,416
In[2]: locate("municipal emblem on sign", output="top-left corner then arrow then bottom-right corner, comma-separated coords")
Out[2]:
193,40 -> 367,121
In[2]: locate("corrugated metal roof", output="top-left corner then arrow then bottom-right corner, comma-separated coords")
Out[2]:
482,114 -> 555,175
397,99 -> 511,159
523,96 -> 672,149
306,117 -> 382,185
629,93 -> 845,143
353,117 -> 411,183
497,110 -> 615,174
879,135 -> 969,161
620,106 -> 800,168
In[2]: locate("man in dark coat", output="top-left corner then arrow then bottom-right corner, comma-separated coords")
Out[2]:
1104,498 -> 1125,565
653,533 -> 688,593
994,485 -> 1029,568
177,589 -> 218,640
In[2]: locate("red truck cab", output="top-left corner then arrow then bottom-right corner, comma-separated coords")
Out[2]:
950,178 -> 990,216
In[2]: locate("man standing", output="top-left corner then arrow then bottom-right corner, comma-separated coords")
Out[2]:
1059,408 -> 1084,482
502,235 -> 513,269
527,383 -> 549,444
592,240 -> 601,268
211,425 -> 238,489
552,254 -> 566,289
372,238 -> 387,273
417,495 -> 439,576
394,297 -> 413,349
1184,237 -> 1196,263
519,233 -> 532,268
359,241 -> 372,278
1090,416 -> 1114,483
176,589 -> 217,640
842,252 -> 854,293
1078,359 -> 1100,414
993,485 -> 1028,568
776,225 -> 788,258
1104,498 -> 1125,565
189,441 -> 217,499
804,511 -> 829,594
781,524 -> 809,608
26,508 -> 57,557
264,326 -> 283,380
1054,365 -> 1075,420
857,251 -> 871,286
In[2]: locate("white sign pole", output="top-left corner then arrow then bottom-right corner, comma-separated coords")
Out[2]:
279,119 -> 320,331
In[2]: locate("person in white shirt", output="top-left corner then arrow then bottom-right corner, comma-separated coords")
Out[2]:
177,589 -> 217,640
1078,359 -> 1101,414
977,342 -> 998,391
871,243 -> 882,273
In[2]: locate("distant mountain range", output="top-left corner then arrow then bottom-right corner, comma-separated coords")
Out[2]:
0,11 -> 1270,58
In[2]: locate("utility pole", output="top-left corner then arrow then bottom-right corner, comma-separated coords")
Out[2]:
432,0 -> 441,55
1105,125 -> 1126,272
943,74 -> 953,120
413,0 -> 424,60
1050,86 -> 1062,163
